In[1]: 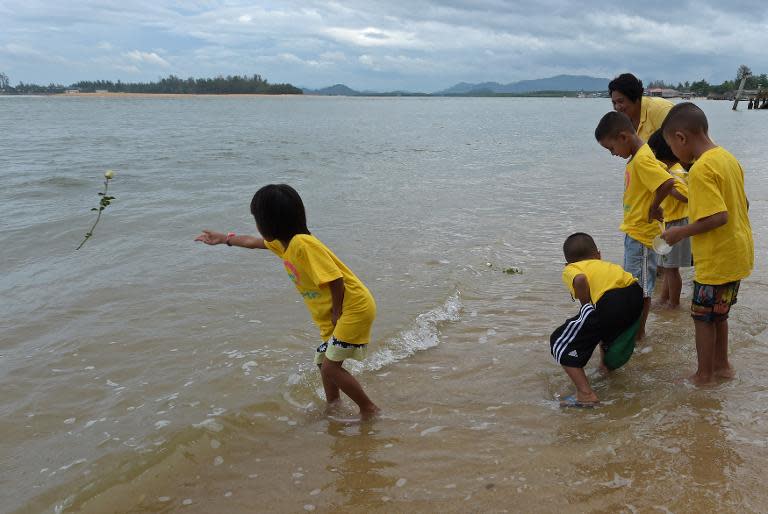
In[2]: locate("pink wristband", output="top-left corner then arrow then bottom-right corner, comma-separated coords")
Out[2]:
225,232 -> 236,246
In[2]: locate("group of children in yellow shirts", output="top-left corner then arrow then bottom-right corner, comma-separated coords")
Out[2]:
552,101 -> 754,407
196,91 -> 754,417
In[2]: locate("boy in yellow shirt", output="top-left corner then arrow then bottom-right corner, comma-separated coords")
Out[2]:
550,233 -> 643,407
648,129 -> 692,308
595,112 -> 676,338
661,103 -> 754,385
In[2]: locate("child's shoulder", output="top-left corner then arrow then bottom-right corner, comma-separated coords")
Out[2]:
629,144 -> 663,170
693,146 -> 742,175
291,234 -> 332,253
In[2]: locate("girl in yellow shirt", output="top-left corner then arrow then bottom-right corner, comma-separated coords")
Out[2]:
648,129 -> 692,308
196,184 -> 379,419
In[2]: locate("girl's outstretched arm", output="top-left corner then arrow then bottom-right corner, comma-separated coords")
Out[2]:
195,230 -> 266,249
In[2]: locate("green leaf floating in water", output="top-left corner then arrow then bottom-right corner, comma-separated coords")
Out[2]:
485,262 -> 523,275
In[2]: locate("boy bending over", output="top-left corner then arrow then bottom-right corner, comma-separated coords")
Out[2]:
550,233 -> 644,406
595,111 -> 676,339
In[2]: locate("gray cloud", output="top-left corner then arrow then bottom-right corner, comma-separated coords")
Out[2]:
0,0 -> 766,90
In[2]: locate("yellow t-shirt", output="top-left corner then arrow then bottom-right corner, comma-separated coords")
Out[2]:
265,234 -> 376,344
620,144 -> 673,246
637,96 -> 674,142
562,259 -> 637,304
687,147 -> 754,284
660,163 -> 689,222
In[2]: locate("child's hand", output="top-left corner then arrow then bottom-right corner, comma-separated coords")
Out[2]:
195,230 -> 226,245
662,227 -> 684,246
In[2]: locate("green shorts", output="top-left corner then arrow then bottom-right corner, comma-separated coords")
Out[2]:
314,337 -> 368,366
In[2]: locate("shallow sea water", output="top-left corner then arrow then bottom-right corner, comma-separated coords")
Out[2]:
1,96 -> 767,513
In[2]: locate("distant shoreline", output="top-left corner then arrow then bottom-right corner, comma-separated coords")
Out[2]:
52,92 -> 302,98
7,91 -> 601,99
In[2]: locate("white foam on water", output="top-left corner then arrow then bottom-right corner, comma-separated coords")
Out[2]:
420,426 -> 445,437
84,417 -> 106,428
396,478 -> 407,487
350,291 -> 462,374
154,420 -> 171,429
193,419 -> 223,432
601,473 -> 632,489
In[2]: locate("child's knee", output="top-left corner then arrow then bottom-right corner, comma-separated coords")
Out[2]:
320,358 -> 343,375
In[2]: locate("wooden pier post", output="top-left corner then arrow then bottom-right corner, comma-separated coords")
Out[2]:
732,76 -> 748,110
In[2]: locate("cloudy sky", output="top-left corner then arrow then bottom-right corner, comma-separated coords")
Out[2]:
1,0 -> 766,91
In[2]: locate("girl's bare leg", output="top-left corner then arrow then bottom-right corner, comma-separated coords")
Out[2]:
321,358 -> 380,418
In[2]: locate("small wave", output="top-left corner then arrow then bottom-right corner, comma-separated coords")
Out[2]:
27,176 -> 90,188
350,290 -> 462,373
283,291 -> 462,405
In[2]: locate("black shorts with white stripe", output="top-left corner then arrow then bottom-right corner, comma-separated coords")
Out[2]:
549,283 -> 643,368
550,303 -> 600,368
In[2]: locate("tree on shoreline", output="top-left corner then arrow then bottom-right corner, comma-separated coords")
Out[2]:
71,74 -> 302,95
2,73 -> 302,95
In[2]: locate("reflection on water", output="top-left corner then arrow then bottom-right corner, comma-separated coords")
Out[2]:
1,96 -> 766,513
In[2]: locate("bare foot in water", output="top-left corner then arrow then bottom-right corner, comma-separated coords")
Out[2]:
681,372 -> 717,386
360,405 -> 381,421
714,366 -> 735,380
324,399 -> 343,415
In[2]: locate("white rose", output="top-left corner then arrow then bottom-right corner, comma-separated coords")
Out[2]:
104,170 -> 115,179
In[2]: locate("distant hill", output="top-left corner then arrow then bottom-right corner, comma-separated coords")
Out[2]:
438,75 -> 610,94
303,84 -> 360,96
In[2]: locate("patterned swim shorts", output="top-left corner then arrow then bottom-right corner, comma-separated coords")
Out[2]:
315,337 -> 368,365
691,280 -> 740,322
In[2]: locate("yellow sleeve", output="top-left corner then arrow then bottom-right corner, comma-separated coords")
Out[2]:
562,266 -> 578,298
263,239 -> 285,257
299,240 -> 344,286
673,177 -> 688,198
689,164 -> 727,222
649,98 -> 672,131
637,153 -> 672,193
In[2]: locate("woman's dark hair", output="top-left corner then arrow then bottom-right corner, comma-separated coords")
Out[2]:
647,129 -> 677,163
250,184 -> 310,241
608,73 -> 644,103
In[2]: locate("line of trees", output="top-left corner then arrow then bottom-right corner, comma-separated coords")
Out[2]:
647,65 -> 767,96
0,73 -> 303,95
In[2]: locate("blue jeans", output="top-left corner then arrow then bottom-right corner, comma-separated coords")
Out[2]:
623,234 -> 657,298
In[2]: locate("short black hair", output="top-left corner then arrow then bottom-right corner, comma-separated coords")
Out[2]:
250,184 -> 310,241
647,129 -> 677,163
595,111 -> 635,141
661,102 -> 708,135
608,73 -> 644,103
563,233 -> 599,263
